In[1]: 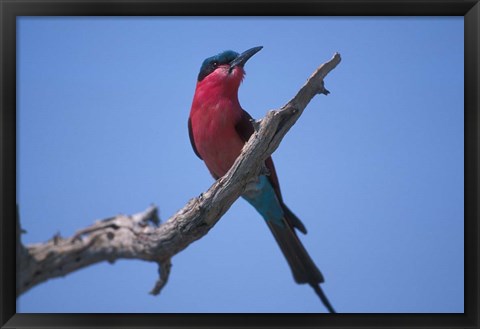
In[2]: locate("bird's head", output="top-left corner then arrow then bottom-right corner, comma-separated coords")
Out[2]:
197,46 -> 263,90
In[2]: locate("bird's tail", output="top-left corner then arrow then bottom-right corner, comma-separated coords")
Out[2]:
266,215 -> 336,313
266,219 -> 324,284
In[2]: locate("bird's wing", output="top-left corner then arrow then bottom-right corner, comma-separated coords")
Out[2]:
234,109 -> 255,142
235,109 -> 283,198
188,116 -> 202,160
236,109 -> 307,235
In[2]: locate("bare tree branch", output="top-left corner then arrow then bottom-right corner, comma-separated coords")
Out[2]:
17,52 -> 341,298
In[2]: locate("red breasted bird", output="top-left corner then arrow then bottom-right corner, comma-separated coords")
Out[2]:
188,46 -> 335,312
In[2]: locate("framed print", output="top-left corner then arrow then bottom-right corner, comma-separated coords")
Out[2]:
1,1 -> 478,328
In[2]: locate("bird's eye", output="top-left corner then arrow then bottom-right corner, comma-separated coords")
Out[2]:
212,61 -> 218,67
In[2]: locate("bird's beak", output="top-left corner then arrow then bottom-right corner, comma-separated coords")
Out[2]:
229,46 -> 263,69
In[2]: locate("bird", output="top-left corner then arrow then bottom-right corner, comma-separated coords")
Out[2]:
188,46 -> 335,313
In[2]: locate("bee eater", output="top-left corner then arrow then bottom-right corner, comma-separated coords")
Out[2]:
188,46 -> 335,312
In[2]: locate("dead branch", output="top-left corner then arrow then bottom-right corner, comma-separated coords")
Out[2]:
17,52 -> 341,298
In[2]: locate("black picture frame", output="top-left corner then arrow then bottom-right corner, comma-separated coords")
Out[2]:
1,1 -> 478,328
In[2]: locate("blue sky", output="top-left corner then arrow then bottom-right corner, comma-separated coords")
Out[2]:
17,17 -> 464,313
